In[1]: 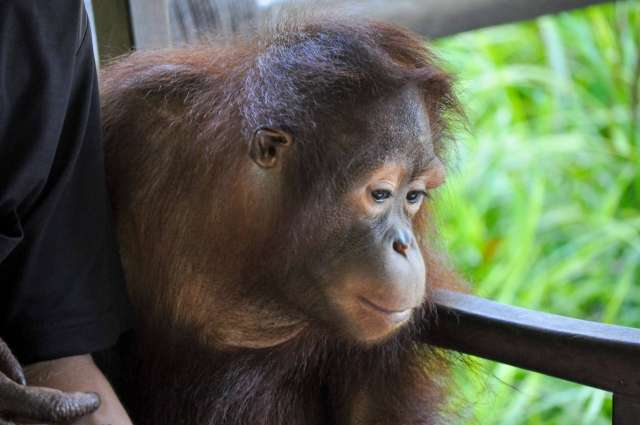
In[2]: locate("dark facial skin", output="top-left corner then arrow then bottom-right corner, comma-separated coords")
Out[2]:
250,87 -> 445,343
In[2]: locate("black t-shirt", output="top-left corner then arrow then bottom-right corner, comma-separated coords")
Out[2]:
0,0 -> 134,365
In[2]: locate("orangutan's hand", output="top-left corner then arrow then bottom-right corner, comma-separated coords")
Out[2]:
0,338 -> 100,425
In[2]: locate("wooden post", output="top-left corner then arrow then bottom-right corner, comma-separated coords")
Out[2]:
613,394 -> 640,425
91,0 -> 170,67
92,0 -> 134,66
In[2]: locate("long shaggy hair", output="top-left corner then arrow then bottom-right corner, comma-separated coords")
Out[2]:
97,10 -> 466,425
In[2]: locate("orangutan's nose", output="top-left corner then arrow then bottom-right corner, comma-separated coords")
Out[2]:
392,227 -> 412,257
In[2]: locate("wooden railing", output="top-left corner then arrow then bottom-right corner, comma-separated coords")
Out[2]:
426,289 -> 640,425
91,0 -> 612,65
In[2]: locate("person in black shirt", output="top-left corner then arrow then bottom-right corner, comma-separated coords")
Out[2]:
0,1 -> 134,423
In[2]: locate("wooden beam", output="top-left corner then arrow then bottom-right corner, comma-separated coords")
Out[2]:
425,289 -> 640,400
353,0 -> 613,38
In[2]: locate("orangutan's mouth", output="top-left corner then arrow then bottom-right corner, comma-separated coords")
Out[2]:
359,297 -> 412,324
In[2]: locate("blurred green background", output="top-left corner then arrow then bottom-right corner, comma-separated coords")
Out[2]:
431,1 -> 640,424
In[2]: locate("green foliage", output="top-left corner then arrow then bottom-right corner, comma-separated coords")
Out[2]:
432,1 -> 640,423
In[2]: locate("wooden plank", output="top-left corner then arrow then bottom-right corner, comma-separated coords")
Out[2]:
358,0 -> 613,39
424,289 -> 640,400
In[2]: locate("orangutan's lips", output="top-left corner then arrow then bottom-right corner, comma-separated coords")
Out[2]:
359,297 -> 412,324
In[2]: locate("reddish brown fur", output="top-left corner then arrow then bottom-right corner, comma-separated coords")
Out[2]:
97,12 -> 466,425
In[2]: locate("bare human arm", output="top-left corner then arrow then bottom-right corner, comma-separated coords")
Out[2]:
0,338 -> 131,425
22,354 -> 132,425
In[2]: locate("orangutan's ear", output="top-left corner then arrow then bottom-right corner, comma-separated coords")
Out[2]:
249,126 -> 293,168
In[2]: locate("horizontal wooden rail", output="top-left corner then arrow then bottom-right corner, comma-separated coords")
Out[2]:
424,289 -> 640,424
363,0 -> 612,39
92,0 -> 613,65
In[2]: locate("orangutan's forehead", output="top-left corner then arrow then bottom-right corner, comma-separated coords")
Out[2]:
355,89 -> 434,174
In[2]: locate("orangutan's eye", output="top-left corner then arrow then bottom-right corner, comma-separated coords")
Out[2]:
406,191 -> 428,204
371,189 -> 392,203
